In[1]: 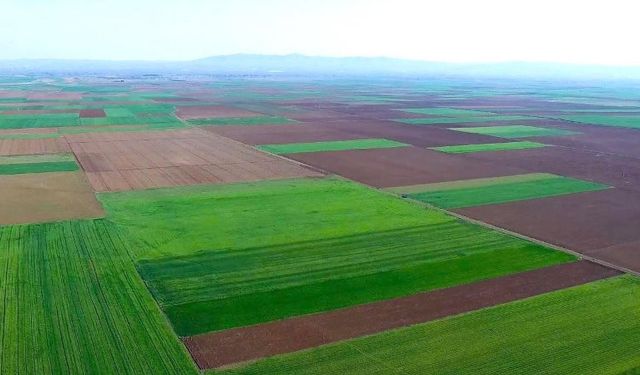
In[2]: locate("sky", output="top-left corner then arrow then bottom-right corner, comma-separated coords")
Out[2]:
1,0 -> 639,65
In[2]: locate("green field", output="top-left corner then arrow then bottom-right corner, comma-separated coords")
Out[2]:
395,115 -> 532,125
258,138 -> 408,154
216,275 -> 640,375
188,116 -> 294,126
405,174 -> 609,209
0,220 -> 196,374
0,153 -> 78,175
556,115 -> 640,129
451,125 -> 579,138
430,141 -> 547,154
99,178 -> 573,335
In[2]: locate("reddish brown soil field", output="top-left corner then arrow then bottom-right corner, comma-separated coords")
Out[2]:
531,126 -> 640,159
175,105 -> 262,120
26,91 -> 83,100
586,241 -> 640,272
183,260 -> 619,369
461,146 -> 640,191
68,129 -> 321,191
288,146 -> 525,188
79,109 -> 106,118
202,124 -> 363,145
319,119 -> 511,147
0,138 -> 70,156
456,188 -> 640,260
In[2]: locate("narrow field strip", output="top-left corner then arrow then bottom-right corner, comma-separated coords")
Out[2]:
188,116 -> 294,126
0,153 -> 77,175
396,107 -> 497,117
430,141 -> 547,154
386,173 -> 555,194
404,174 -> 609,209
100,177 -> 574,335
257,139 -> 408,155
394,115 -> 531,125
185,261 -> 619,370
213,275 -> 640,375
450,125 -> 579,138
554,114 -> 640,129
0,220 -> 197,374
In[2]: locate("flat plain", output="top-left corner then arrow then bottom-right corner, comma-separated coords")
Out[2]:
1,75 -> 639,374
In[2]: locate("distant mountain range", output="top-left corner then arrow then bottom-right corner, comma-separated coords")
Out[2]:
2,53 -> 640,80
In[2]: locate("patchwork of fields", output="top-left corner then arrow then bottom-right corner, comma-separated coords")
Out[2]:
1,76 -> 639,374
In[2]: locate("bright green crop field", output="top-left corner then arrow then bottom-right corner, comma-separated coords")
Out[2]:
99,177 -> 574,335
0,153 -> 78,175
406,174 -> 609,209
0,220 -> 196,374
430,141 -> 547,154
451,125 -> 578,138
215,275 -> 640,375
258,138 -> 408,154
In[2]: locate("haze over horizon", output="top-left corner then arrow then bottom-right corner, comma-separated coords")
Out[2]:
2,0 -> 640,66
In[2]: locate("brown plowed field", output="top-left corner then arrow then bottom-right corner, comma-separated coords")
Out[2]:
0,138 -> 70,156
26,91 -> 83,100
0,171 -> 104,225
68,129 -> 321,191
202,124 -> 363,145
461,146 -> 640,191
456,188 -> 640,261
289,146 -> 525,188
79,109 -> 106,118
175,105 -> 262,120
585,241 -> 640,272
183,260 -> 619,369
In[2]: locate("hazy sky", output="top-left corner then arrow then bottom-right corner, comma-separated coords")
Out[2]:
1,0 -> 639,65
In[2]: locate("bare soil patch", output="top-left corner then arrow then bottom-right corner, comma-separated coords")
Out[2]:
202,124 -> 363,145
68,129 -> 321,191
456,188 -> 640,255
0,171 -> 104,225
289,146 -> 525,188
183,260 -> 618,369
0,138 -> 70,156
79,109 -> 106,118
175,105 -> 262,120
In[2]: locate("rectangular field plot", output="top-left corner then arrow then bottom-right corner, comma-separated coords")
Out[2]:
451,125 -> 578,138
555,114 -> 640,129
430,141 -> 547,154
399,173 -> 609,209
397,107 -> 498,117
0,153 -> 77,175
0,171 -> 104,225
0,220 -> 196,374
188,116 -> 295,126
395,115 -> 531,125
257,138 -> 408,154
99,177 -> 574,335
218,275 -> 640,375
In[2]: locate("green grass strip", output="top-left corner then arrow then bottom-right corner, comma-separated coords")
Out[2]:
216,275 -> 640,375
430,141 -> 548,154
257,138 -> 408,154
0,153 -> 74,165
398,107 -> 497,117
408,175 -> 609,209
555,115 -> 640,129
451,125 -> 579,138
0,220 -> 197,374
187,116 -> 294,126
395,115 -> 532,125
386,173 -> 556,194
0,161 -> 78,175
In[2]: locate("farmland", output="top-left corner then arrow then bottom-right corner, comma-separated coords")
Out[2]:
1,74 -> 639,373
